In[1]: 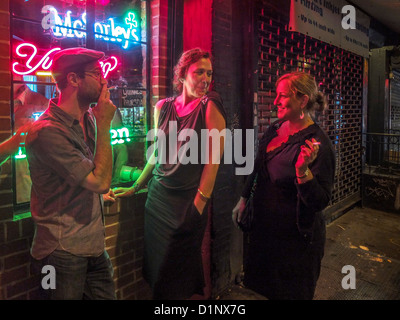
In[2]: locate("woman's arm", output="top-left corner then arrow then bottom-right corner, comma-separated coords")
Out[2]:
294,133 -> 336,235
113,99 -> 164,197
0,122 -> 32,166
194,100 -> 226,214
296,141 -> 335,213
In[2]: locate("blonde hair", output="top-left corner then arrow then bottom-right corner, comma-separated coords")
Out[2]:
276,71 -> 327,112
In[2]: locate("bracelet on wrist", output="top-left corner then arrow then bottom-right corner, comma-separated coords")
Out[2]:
296,168 -> 310,179
197,188 -> 210,202
132,183 -> 141,193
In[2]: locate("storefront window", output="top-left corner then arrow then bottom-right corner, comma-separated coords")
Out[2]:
11,0 -> 150,210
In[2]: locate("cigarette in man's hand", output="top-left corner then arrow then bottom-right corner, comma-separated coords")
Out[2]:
313,142 -> 321,145
108,86 -> 116,90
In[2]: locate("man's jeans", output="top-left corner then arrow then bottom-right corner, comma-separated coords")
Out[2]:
32,250 -> 116,300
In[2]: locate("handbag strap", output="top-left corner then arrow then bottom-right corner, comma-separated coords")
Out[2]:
250,173 -> 258,196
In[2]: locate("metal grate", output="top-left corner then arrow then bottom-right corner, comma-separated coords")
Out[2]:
256,1 -> 363,208
390,70 -> 400,130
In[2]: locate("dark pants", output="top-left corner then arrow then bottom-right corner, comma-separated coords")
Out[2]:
32,250 -> 116,300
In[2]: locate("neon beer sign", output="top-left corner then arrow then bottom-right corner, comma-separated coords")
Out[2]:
100,56 -> 118,78
41,5 -> 140,49
15,126 -> 132,159
12,43 -> 61,76
111,127 -> 131,145
13,43 -> 119,78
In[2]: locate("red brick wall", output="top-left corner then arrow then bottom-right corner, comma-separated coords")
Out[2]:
0,0 -> 42,300
150,0 -> 169,109
0,0 -> 12,220
0,0 -> 36,300
209,0 -> 243,297
104,192 -> 152,300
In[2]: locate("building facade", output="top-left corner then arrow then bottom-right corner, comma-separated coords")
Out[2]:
1,0 -> 398,300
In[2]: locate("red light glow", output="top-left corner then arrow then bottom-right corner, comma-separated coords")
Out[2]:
13,43 -> 120,79
13,43 -> 61,76
100,56 -> 118,78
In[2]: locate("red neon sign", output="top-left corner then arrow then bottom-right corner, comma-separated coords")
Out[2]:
12,43 -> 61,76
13,43 -> 119,79
99,56 -> 118,78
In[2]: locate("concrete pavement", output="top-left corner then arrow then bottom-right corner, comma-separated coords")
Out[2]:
219,205 -> 400,300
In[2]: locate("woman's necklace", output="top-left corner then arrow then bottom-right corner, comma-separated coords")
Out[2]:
283,117 -> 314,136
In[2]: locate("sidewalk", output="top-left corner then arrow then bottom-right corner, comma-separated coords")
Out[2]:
219,206 -> 400,300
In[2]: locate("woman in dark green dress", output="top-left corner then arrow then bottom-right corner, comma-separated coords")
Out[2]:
114,48 -> 226,299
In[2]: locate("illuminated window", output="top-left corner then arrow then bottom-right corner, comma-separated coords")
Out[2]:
11,0 -> 150,211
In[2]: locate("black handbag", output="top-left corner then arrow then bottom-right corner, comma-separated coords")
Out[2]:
237,173 -> 258,232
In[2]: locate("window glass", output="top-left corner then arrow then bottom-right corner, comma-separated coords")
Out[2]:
11,0 -> 149,208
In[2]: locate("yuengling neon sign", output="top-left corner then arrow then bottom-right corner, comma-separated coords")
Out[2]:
12,43 -> 61,76
13,43 -> 119,78
41,5 -> 140,49
100,56 -> 118,78
15,125 -> 132,159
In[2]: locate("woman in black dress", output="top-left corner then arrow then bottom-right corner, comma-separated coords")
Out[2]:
232,71 -> 335,300
114,48 -> 226,299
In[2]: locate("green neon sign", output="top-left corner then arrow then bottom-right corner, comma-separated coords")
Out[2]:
111,127 -> 131,145
14,127 -> 132,159
15,146 -> 26,159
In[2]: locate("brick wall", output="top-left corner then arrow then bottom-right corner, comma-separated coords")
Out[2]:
150,0 -> 169,109
0,0 -> 12,220
209,0 -> 245,297
0,0 -> 39,300
104,192 -> 152,300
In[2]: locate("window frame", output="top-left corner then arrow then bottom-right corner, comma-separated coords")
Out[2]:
10,0 -> 151,213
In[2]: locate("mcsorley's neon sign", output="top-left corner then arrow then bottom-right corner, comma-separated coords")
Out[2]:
41,5 -> 140,49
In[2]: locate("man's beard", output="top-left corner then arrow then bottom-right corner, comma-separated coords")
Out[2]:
77,88 -> 100,110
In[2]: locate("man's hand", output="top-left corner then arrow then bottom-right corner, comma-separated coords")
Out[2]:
92,84 -> 116,127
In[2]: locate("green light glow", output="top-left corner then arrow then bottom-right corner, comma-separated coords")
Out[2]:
14,127 -> 133,159
111,127 -> 131,145
15,147 -> 27,159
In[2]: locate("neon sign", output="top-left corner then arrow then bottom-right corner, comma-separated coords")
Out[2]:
15,147 -> 26,159
41,5 -> 140,49
12,43 -> 61,76
32,112 -> 43,121
13,43 -> 119,78
100,56 -> 118,78
15,126 -> 132,159
111,127 -> 131,145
